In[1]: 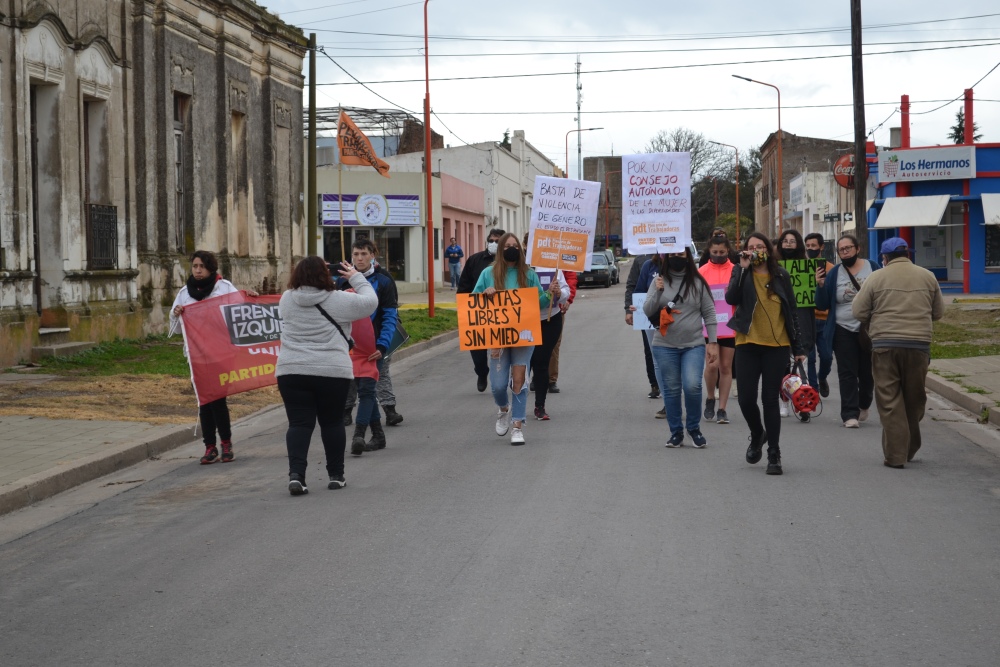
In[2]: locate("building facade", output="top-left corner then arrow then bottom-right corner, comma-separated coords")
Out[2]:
0,0 -> 305,366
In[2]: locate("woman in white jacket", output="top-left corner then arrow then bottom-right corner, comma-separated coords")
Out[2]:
170,250 -> 256,465
276,256 -> 378,496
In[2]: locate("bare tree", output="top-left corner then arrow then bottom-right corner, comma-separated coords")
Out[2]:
644,128 -> 724,180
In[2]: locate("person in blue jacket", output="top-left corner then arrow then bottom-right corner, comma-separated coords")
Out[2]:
815,234 -> 880,428
445,237 -> 464,289
336,238 -> 403,440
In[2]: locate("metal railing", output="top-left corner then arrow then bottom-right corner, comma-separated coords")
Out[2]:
87,204 -> 118,270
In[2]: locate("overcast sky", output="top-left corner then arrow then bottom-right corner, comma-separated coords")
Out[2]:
262,1 -> 1000,179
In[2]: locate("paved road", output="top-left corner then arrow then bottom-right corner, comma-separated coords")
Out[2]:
2,278 -> 1000,666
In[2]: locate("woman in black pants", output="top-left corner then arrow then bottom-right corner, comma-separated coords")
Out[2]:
275,257 -> 378,495
725,233 -> 807,475
530,269 -> 571,420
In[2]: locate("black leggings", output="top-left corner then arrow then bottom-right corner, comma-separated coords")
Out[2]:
277,375 -> 352,478
532,313 -> 564,408
735,344 -> 790,457
199,398 -> 231,445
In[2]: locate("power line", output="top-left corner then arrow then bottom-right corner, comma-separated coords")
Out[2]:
316,47 -> 416,114
297,1 -> 425,25
911,60 -> 1000,115
316,41 -> 1000,86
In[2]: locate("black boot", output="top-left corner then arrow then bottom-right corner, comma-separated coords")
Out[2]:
384,405 -> 403,426
766,451 -> 783,475
351,424 -> 367,456
343,409 -> 353,426
365,420 -> 387,451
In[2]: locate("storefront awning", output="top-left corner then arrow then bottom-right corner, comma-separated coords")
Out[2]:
873,195 -> 951,229
983,193 -> 1000,225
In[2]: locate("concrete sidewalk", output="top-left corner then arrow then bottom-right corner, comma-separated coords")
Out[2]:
0,330 -> 457,517
927,355 -> 1000,424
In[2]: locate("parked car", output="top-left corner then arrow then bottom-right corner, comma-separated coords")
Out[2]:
599,249 -> 621,284
578,252 -> 617,288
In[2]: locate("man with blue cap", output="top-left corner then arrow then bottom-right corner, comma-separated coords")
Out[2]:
852,237 -> 944,468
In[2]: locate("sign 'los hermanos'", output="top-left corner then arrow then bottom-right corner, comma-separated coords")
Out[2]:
877,146 -> 975,183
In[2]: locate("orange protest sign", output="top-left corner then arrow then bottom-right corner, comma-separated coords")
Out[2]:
528,228 -> 590,272
337,110 -> 391,178
457,288 -> 542,351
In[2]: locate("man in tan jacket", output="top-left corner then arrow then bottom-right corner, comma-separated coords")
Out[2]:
853,237 -> 945,468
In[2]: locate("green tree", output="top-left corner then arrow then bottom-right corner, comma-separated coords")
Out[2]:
948,109 -> 982,144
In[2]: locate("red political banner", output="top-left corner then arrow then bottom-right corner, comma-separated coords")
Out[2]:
180,291 -> 282,405
337,110 -> 391,178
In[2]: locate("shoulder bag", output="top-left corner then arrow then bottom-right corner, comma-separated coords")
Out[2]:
315,304 -> 355,351
844,268 -> 872,353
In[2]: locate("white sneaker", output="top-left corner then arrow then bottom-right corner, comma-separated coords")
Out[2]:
844,418 -> 860,428
510,427 -> 525,446
780,400 -> 790,418
859,408 -> 869,422
495,409 -> 511,436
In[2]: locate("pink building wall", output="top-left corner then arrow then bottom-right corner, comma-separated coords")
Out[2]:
440,173 -> 486,283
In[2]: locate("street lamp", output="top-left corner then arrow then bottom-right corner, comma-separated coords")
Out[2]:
423,0 -> 435,316
565,128 -> 603,179
709,140 -> 740,241
733,74 -> 782,235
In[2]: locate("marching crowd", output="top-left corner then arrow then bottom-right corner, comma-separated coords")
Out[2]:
171,223 -> 944,495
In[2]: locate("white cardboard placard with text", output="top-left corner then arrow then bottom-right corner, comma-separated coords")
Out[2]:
621,152 -> 692,256
526,176 -> 601,271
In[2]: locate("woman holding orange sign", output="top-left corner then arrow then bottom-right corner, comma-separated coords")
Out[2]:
473,233 -> 560,446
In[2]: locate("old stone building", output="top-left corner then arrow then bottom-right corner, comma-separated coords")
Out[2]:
0,1 -> 306,366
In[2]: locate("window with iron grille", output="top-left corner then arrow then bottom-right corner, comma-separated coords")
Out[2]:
87,204 -> 118,270
986,225 -> 1000,267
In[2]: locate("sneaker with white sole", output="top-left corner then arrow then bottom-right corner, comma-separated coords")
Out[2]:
844,418 -> 860,428
327,475 -> 346,490
716,409 -> 729,424
495,409 -> 511,436
859,408 -> 869,422
510,427 -> 525,445
779,400 -> 791,418
288,473 -> 308,496
665,431 -> 684,448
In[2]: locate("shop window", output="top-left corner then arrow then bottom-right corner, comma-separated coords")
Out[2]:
986,226 -> 1000,267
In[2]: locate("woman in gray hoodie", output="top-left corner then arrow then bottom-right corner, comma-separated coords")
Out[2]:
643,249 -> 719,448
276,256 -> 378,496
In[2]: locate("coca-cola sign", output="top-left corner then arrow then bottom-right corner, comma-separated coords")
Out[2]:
833,154 -> 866,190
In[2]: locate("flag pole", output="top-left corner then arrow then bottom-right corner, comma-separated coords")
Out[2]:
338,158 -> 346,263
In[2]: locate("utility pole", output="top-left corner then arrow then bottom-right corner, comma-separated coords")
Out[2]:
307,33 -> 317,256
851,0 -> 867,248
575,55 -> 582,179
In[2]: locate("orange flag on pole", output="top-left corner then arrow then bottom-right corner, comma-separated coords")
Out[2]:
337,110 -> 391,178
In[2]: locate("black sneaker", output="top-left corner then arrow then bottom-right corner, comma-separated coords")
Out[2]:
529,378 -> 535,392
665,431 -> 684,448
798,411 -> 811,423
703,399 -> 716,421
328,475 -> 346,490
655,408 -> 666,419
766,455 -> 783,475
548,382 -> 560,394
477,375 -> 488,392
689,429 -> 707,448
716,409 -> 729,424
648,385 -> 661,399
819,379 -> 830,398
746,430 -> 767,464
288,473 -> 308,496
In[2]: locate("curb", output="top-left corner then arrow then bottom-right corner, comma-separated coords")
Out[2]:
0,333 -> 458,517
925,373 -> 991,422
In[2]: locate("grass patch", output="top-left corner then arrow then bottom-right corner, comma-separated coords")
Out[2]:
932,306 -> 1000,359
398,308 -> 458,347
32,335 -> 188,376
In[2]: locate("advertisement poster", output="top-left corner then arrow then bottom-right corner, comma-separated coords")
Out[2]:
458,288 -> 543,351
180,292 -> 282,406
526,176 -> 601,271
621,152 -> 692,255
321,194 -> 420,226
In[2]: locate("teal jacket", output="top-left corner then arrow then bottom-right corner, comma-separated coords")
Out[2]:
472,265 -> 553,309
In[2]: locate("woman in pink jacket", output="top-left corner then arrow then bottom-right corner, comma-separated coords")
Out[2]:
698,235 -> 736,425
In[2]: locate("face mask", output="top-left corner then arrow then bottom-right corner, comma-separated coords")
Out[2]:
841,254 -> 858,268
779,248 -> 797,260
487,241 -> 498,255
667,257 -> 687,272
751,250 -> 768,266
709,255 -> 729,265
502,247 -> 521,262
806,249 -> 821,259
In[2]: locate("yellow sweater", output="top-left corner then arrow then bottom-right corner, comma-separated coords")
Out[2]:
736,272 -> 790,347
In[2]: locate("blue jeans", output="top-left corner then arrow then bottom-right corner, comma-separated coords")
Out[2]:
355,377 -> 381,426
489,346 -> 534,424
807,318 -> 833,388
449,262 -> 461,287
652,345 -> 705,434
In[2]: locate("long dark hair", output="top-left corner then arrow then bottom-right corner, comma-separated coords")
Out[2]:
289,256 -> 335,291
742,232 -> 782,282
655,248 -> 709,300
491,232 -> 530,289
777,228 -> 806,260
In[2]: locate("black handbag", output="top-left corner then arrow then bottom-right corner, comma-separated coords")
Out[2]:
315,304 -> 355,351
